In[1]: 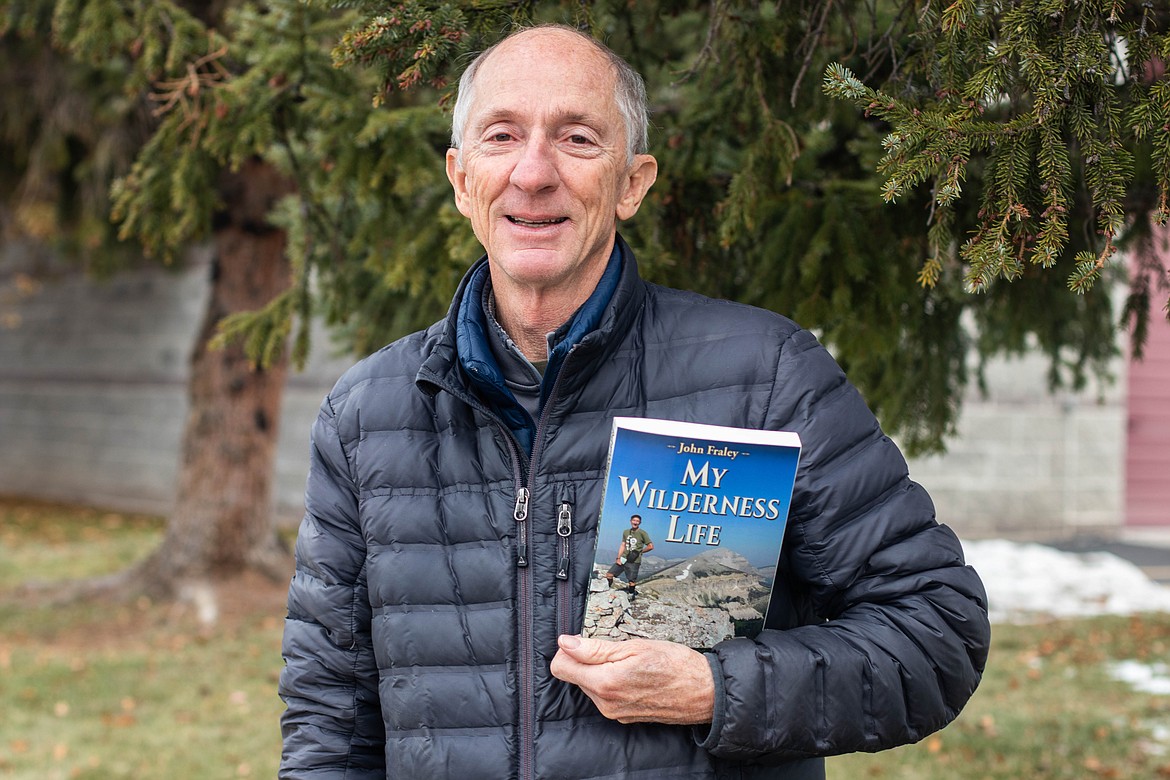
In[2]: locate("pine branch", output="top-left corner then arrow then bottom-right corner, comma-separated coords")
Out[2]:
825,0 -> 1170,308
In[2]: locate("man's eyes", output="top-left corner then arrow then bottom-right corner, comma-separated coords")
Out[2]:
479,131 -> 598,147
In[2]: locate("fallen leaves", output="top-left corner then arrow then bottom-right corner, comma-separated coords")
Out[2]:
100,711 -> 137,729
101,697 -> 140,728
1083,755 -> 1124,778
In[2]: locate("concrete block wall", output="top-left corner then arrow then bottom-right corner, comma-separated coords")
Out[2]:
0,248 -> 1129,539
904,350 -> 1127,538
0,245 -> 351,522
1,248 -> 204,514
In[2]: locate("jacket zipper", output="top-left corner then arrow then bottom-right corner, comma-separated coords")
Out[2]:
516,345 -> 578,780
498,432 -> 534,780
514,478 -> 535,780
425,351 -> 579,780
514,487 -> 530,567
419,372 -> 537,780
556,499 -> 574,637
555,500 -> 572,580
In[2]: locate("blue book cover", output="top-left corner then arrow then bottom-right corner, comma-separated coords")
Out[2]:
584,417 -> 801,649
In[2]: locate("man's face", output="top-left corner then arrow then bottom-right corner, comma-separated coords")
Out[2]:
446,30 -> 656,299
630,516 -> 641,529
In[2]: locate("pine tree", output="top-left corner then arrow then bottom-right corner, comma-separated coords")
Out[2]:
1,1 -> 347,601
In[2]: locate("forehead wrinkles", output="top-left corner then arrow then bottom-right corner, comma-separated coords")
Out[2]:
467,34 -> 623,138
471,104 -> 615,139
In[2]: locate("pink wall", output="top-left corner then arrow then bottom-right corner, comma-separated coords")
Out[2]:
1127,250 -> 1170,526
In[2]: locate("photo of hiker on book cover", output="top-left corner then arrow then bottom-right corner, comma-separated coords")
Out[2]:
603,514 -> 654,600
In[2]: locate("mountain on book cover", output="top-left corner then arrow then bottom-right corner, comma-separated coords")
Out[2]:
585,417 -> 801,650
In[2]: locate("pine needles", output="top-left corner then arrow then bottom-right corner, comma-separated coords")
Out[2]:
825,1 -> 1169,303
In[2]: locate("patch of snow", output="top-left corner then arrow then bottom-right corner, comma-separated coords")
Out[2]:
1141,722 -> 1170,756
1108,660 -> 1170,696
675,563 -> 693,582
962,539 -> 1170,624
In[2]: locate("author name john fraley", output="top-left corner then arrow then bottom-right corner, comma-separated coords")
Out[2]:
675,442 -> 744,460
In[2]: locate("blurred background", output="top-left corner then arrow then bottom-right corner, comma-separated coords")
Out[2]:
3,1 -> 1170,779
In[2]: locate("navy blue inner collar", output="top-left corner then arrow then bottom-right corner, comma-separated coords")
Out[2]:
455,243 -> 623,451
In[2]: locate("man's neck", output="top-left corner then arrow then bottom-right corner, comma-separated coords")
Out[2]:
488,257 -> 611,363
490,293 -> 573,361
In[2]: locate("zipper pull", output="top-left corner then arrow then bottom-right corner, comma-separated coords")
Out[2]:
556,502 -> 572,537
555,501 -> 572,580
514,487 -> 530,568
514,487 -> 530,522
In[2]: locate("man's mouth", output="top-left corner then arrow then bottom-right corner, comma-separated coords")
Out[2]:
506,215 -> 568,227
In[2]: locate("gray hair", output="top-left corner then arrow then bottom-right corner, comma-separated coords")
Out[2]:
449,25 -> 649,164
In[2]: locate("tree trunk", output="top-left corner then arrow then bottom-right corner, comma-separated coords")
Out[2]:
132,158 -> 295,600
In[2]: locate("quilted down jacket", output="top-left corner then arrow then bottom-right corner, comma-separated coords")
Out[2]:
279,237 -> 990,779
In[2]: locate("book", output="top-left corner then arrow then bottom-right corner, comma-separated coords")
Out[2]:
584,417 -> 802,649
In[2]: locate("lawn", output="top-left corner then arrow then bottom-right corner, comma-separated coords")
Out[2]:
0,501 -> 287,779
3,498 -> 1170,779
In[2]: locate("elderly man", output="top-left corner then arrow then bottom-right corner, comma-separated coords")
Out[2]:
279,24 -> 989,780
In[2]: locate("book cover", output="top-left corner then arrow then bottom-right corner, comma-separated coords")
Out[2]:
584,417 -> 801,649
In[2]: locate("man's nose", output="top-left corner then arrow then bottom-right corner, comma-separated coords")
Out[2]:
509,138 -> 560,192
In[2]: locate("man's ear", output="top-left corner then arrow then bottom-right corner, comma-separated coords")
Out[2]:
616,154 -> 658,221
446,148 -> 472,218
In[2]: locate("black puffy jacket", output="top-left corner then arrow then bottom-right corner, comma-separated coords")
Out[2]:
279,238 -> 990,779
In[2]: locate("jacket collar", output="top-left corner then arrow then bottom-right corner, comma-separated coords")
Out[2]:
416,235 -> 646,443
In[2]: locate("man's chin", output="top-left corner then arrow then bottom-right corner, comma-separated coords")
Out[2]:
490,247 -> 575,283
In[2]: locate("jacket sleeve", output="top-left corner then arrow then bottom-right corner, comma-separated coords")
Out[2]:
279,395 -> 385,778
698,328 -> 990,762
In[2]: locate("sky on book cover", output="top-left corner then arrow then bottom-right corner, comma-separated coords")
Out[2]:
597,426 -> 800,570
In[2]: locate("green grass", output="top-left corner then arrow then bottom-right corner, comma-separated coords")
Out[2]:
836,614 -> 1170,779
0,500 -> 285,779
0,504 -> 162,587
4,499 -> 1170,779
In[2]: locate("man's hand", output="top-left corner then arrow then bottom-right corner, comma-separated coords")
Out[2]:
550,635 -> 715,725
